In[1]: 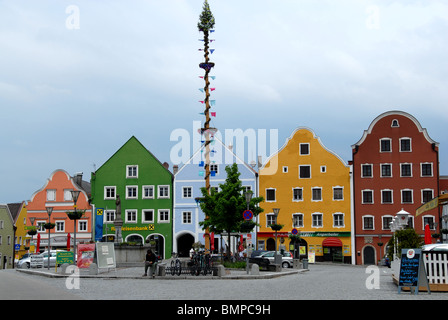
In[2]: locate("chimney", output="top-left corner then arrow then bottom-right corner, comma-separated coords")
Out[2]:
163,162 -> 169,170
74,172 -> 83,186
173,165 -> 179,175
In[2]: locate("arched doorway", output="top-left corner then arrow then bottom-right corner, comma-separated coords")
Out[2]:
266,238 -> 276,251
363,246 -> 375,265
177,233 -> 194,257
148,234 -> 165,259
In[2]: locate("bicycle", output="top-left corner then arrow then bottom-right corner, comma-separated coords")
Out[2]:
170,252 -> 182,276
188,252 -> 200,276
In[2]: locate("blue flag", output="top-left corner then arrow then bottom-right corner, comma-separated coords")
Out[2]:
95,208 -> 104,241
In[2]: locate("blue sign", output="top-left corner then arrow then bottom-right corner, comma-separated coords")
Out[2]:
292,228 -> 298,235
15,244 -> 20,250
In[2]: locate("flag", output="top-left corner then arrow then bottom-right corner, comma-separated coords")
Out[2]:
210,232 -> 215,251
210,88 -> 216,91
36,233 -> 41,253
95,208 -> 104,241
199,101 -> 204,104
210,49 -> 215,54
67,233 -> 71,251
211,112 -> 216,117
210,100 -> 216,106
424,224 -> 432,244
210,76 -> 216,80
199,171 -> 204,176
199,88 -> 204,92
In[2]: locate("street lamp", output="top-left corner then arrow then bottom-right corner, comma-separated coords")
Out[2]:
46,207 -> 53,270
244,191 -> 253,274
70,190 -> 81,262
29,217 -> 35,253
271,208 -> 282,266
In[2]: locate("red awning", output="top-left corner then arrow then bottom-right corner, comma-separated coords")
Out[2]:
322,237 -> 342,247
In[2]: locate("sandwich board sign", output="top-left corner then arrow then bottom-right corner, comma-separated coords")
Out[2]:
398,248 -> 430,295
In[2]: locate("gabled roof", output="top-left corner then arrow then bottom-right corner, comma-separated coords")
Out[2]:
7,202 -> 23,222
260,126 -> 349,171
351,110 -> 439,148
175,137 -> 258,177
94,136 -> 173,178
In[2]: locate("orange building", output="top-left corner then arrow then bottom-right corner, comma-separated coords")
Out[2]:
26,170 -> 92,251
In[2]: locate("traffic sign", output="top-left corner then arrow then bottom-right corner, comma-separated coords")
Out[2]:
243,210 -> 253,220
292,228 -> 298,235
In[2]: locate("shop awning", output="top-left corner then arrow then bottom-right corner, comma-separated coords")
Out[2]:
322,237 -> 342,247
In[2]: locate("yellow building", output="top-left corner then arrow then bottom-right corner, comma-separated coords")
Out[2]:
258,127 -> 352,263
7,201 -> 30,259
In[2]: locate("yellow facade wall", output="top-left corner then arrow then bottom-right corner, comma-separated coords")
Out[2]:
258,127 -> 352,260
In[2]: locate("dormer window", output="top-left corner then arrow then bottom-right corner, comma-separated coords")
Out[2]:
391,119 -> 399,127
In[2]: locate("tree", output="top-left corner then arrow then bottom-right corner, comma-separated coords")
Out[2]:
199,163 -> 263,258
387,228 -> 423,260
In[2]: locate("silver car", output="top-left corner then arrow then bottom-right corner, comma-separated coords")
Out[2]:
257,251 -> 294,268
17,250 -> 60,268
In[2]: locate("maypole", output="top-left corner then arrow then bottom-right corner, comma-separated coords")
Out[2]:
198,0 -> 216,252
198,0 -> 216,195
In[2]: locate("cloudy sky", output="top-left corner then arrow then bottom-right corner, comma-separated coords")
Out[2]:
1,0 -> 448,203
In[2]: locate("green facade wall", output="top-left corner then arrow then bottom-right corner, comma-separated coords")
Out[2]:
91,136 -> 173,259
0,205 -> 15,269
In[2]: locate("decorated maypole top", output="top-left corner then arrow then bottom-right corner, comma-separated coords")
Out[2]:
198,0 -> 216,194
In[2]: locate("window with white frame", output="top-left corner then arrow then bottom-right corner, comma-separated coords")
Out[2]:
37,221 -> 46,232
210,164 -> 219,175
182,211 -> 192,224
55,221 -> 65,232
158,185 -> 170,199
142,186 -> 154,199
421,163 -> 433,177
401,189 -> 413,204
423,216 -> 435,230
300,143 -> 310,155
293,188 -> 303,201
158,209 -> 170,223
299,165 -> 311,179
78,220 -> 87,232
182,187 -> 193,198
363,216 -> 374,230
312,213 -> 323,228
361,164 -> 373,178
104,186 -> 116,200
292,214 -> 303,228
422,189 -> 434,204
333,187 -> 343,200
400,138 -> 412,152
125,210 -> 137,223
126,186 -> 138,199
266,189 -> 276,202
46,189 -> 56,201
381,164 -> 392,177
126,165 -> 138,178
380,138 -> 392,152
266,214 -> 276,227
312,188 -> 322,201
105,210 -> 115,223
362,190 -> 373,204
64,189 -> 73,201
382,216 -> 393,230
333,213 -> 344,227
400,163 -> 412,177
381,190 -> 393,204
142,210 -> 154,223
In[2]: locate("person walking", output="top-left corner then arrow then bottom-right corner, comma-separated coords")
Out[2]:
143,249 -> 157,278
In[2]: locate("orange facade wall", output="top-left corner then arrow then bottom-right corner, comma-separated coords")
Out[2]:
26,169 -> 92,250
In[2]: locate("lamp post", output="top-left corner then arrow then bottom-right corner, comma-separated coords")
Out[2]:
70,190 -> 81,262
244,191 -> 253,274
272,208 -> 280,251
29,217 -> 35,253
46,207 -> 53,270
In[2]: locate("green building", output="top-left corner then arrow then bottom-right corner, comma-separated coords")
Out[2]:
91,136 -> 173,259
0,204 -> 15,269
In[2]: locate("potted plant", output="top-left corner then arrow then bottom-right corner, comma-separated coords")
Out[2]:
66,210 -> 85,220
44,222 -> 55,229
27,226 -> 37,236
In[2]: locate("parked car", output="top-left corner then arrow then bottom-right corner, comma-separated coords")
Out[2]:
250,250 -> 268,258
256,251 -> 293,268
17,250 -> 64,268
422,244 -> 448,252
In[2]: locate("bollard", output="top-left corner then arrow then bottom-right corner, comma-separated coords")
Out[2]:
216,264 -> 225,277
250,263 -> 259,275
302,258 -> 308,269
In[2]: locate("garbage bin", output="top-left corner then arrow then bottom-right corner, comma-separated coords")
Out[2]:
302,258 -> 308,269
